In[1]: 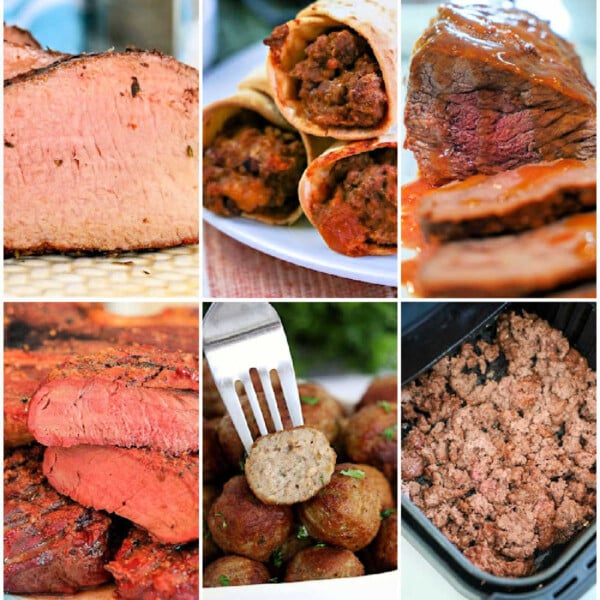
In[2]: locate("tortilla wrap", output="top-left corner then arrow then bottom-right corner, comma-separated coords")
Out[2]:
266,0 -> 397,139
299,131 -> 397,256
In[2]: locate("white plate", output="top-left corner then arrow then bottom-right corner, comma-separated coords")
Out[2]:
202,43 -> 398,288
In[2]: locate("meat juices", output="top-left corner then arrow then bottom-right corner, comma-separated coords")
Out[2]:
203,110 -> 306,218
402,311 -> 596,577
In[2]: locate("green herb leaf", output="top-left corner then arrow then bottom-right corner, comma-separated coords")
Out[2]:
271,547 -> 284,568
219,575 -> 231,586
314,542 -> 326,548
377,400 -> 393,413
215,512 -> 227,528
268,577 -> 279,583
297,525 -> 310,540
381,424 -> 398,441
381,508 -> 396,520
340,468 -> 365,479
300,395 -> 319,405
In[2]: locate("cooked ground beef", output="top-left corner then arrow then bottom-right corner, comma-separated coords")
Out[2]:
288,29 -> 386,128
323,147 -> 397,246
402,311 -> 596,578
203,110 -> 306,218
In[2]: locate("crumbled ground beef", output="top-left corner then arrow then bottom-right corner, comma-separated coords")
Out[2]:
402,311 -> 596,577
203,110 -> 306,218
288,29 -> 387,128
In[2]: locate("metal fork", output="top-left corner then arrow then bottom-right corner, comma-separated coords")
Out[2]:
203,302 -> 303,453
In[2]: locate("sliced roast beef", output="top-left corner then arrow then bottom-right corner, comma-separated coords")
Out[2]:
43,445 -> 199,544
4,50 -> 198,255
4,445 -> 112,594
404,4 -> 596,185
416,212 -> 596,297
28,346 -> 199,454
106,528 -> 199,599
4,40 -> 67,79
4,23 -> 41,48
419,159 -> 597,241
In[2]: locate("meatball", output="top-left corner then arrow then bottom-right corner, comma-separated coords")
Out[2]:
344,402 -> 397,481
203,418 -> 227,483
370,512 -> 397,572
297,382 -> 345,445
284,546 -> 365,582
355,464 -> 395,511
245,426 -> 336,505
207,475 -> 293,562
203,484 -> 222,565
298,463 -> 382,551
356,375 -> 398,411
203,555 -> 270,587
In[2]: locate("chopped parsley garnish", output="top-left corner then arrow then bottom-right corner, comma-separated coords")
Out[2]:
271,547 -> 284,568
381,508 -> 396,520
314,542 -> 326,548
301,395 -> 319,405
377,400 -> 393,413
297,525 -> 310,540
382,423 -> 398,441
340,468 -> 365,479
219,574 -> 231,586
215,512 -> 227,528
269,577 -> 279,583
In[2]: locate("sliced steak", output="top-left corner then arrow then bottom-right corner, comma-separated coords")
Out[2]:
416,212 -> 596,297
28,346 -> 199,454
4,40 -> 67,79
404,4 -> 596,185
4,445 -> 112,594
419,159 -> 597,241
44,445 -> 199,544
5,50 -> 198,255
106,528 -> 199,599
4,23 -> 42,48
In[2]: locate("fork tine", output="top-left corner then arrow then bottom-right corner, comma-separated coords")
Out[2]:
259,367 -> 284,431
278,362 -> 303,427
218,381 -> 254,454
240,372 -> 269,438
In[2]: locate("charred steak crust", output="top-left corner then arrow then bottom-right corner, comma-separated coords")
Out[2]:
4,445 -> 112,594
106,528 -> 199,600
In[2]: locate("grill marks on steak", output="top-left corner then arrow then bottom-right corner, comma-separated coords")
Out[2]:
419,159 -> 597,241
4,445 -> 112,594
28,346 -> 199,454
404,4 -> 596,185
4,50 -> 198,254
44,445 -> 199,544
106,528 -> 199,599
203,110 -> 306,218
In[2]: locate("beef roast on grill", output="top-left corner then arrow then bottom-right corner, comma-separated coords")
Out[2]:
419,159 -> 597,241
4,445 -> 112,594
106,528 -> 199,599
404,4 -> 596,185
4,50 -> 198,255
44,445 -> 199,544
28,346 -> 199,454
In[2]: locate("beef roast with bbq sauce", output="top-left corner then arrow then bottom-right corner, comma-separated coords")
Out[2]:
44,445 -> 199,544
404,4 -> 596,185
4,445 -> 112,594
106,528 -> 199,600
28,346 -> 199,454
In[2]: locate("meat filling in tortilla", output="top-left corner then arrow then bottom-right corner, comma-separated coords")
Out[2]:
270,28 -> 387,128
317,148 -> 397,249
203,110 -> 306,217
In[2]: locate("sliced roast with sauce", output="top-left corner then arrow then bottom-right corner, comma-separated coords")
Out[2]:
419,159 -> 596,241
416,212 -> 596,297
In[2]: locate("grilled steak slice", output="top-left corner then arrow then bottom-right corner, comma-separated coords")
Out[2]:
4,50 -> 198,255
416,212 -> 596,297
404,4 -> 596,185
28,346 -> 199,454
106,528 -> 199,599
4,445 -> 112,594
4,40 -> 67,79
44,445 -> 199,544
419,159 -> 597,241
4,23 -> 41,48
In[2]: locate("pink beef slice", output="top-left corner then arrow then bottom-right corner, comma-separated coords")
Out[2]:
44,445 -> 199,544
4,50 -> 198,255
28,346 -> 199,454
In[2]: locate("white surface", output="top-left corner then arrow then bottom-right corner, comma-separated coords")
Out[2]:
203,43 -> 398,288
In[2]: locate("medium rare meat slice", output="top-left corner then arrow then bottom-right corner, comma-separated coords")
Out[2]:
28,346 -> 199,454
4,50 -> 198,255
419,159 -> 597,241
416,212 -> 596,297
404,4 -> 596,185
106,528 -> 199,599
4,40 -> 67,79
44,445 -> 199,544
4,445 -> 112,594
4,23 -> 41,48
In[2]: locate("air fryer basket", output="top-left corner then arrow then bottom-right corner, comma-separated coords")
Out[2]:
401,302 -> 596,599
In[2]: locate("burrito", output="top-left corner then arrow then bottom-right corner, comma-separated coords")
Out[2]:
265,0 -> 397,140
299,133 -> 397,256
203,69 -> 328,225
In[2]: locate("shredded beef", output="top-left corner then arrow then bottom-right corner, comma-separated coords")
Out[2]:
402,311 -> 596,577
288,29 -> 386,128
203,110 -> 306,218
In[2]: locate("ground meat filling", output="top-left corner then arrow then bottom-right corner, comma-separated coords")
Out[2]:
402,311 -> 596,578
288,29 -> 387,128
203,110 -> 306,218
324,148 -> 397,247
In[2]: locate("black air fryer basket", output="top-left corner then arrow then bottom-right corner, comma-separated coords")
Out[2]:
401,302 -> 596,600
